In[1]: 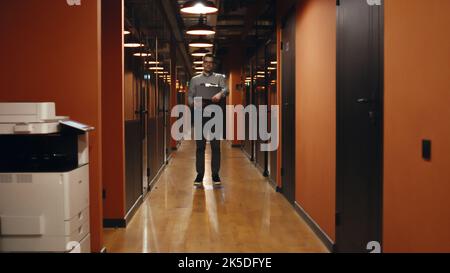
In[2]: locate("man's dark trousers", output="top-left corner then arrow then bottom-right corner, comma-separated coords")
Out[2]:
195,101 -> 223,178
196,137 -> 220,177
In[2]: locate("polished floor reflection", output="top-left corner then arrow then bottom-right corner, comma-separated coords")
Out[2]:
103,141 -> 328,253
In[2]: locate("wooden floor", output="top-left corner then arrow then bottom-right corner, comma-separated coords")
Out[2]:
103,141 -> 328,253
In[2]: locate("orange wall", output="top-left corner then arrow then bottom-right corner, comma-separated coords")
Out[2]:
294,0 -> 336,242
102,0 -> 126,220
124,71 -> 136,121
0,1 -> 103,251
384,0 -> 450,252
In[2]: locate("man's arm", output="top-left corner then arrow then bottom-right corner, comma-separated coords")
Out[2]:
187,78 -> 196,107
218,74 -> 229,98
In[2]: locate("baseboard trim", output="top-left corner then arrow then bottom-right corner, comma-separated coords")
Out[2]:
103,195 -> 143,228
125,195 -> 143,224
104,161 -> 168,229
104,162 -> 167,229
103,218 -> 126,228
276,185 -> 282,193
148,164 -> 166,192
242,148 -> 253,161
268,178 -> 278,191
255,162 -> 265,176
294,201 -> 335,253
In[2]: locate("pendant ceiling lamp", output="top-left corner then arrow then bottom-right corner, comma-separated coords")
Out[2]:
124,36 -> 144,48
124,42 -> 144,48
189,37 -> 213,48
181,0 -> 218,15
187,16 -> 215,36
191,48 -> 210,57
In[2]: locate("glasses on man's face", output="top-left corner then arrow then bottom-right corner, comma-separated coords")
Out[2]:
204,61 -> 213,64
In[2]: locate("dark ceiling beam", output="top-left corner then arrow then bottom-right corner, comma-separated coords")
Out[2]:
217,14 -> 245,21
216,24 -> 273,30
160,0 -> 193,77
240,0 -> 267,40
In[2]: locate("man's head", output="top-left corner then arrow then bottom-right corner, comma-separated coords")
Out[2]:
202,53 -> 214,74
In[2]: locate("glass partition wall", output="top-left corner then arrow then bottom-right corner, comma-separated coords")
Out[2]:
123,0 -> 188,215
267,33 -> 278,184
242,61 -> 254,160
241,14 -> 276,179
254,44 -> 268,176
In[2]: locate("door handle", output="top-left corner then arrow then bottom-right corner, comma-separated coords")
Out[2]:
357,98 -> 370,104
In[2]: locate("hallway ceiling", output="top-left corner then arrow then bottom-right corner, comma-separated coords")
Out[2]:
124,0 -> 275,78
177,0 -> 275,69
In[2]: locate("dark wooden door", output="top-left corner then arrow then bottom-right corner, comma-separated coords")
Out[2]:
157,79 -> 165,170
124,52 -> 144,213
336,0 -> 384,253
281,11 -> 296,204
243,77 -> 254,160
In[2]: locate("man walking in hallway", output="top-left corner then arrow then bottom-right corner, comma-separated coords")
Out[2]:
188,53 -> 229,187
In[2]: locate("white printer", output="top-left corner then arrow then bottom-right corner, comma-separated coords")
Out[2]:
0,103 -> 93,253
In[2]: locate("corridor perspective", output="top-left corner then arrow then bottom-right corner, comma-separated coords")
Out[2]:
1,0 -> 450,256
104,141 -> 327,253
